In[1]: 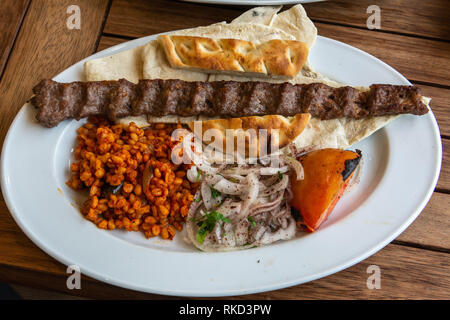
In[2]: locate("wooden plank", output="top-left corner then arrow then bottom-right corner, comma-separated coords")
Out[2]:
396,192 -> 450,250
303,0 -> 450,40
415,85 -> 450,137
103,1 -> 450,87
0,242 -> 448,299
0,0 -> 109,151
240,244 -> 450,300
97,35 -> 127,52
104,0 -> 240,37
437,139 -> 450,191
0,0 -> 29,78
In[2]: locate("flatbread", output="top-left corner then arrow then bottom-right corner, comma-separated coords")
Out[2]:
158,34 -> 309,79
84,45 -> 144,83
272,4 -> 317,49
187,114 -> 311,156
141,39 -> 208,81
142,23 -> 296,81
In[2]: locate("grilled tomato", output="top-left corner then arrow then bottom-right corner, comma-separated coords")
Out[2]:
290,148 -> 361,232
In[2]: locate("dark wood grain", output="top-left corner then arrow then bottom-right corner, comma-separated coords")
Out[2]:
104,0 -> 241,38
0,0 -> 109,152
437,139 -> 450,191
396,192 -> 450,250
415,85 -> 450,137
0,241 -> 448,299
0,0 -> 29,78
303,0 -> 450,40
97,35 -> 127,52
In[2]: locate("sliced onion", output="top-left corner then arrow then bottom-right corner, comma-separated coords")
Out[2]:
185,148 -> 301,252
237,172 -> 259,220
259,165 -> 288,175
234,219 -> 250,246
221,173 -> 246,183
251,191 -> 284,215
186,165 -> 199,183
257,217 -> 296,245
284,156 -> 304,180
201,182 -> 213,210
213,178 -> 246,195
221,166 -> 262,176
261,174 -> 289,197
203,173 -> 223,185
216,200 -> 242,219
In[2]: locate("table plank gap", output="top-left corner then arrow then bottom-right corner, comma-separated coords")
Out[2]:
102,32 -> 137,41
0,0 -> 31,80
92,0 -> 114,54
411,80 -> 450,90
310,18 -> 450,44
391,240 -> 449,254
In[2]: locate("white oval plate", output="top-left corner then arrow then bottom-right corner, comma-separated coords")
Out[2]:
180,0 -> 326,5
0,34 -> 442,297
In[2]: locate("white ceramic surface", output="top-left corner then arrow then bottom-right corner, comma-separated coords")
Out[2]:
180,0 -> 325,5
0,34 -> 442,296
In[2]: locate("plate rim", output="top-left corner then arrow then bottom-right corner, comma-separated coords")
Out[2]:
179,0 -> 326,5
0,33 -> 442,297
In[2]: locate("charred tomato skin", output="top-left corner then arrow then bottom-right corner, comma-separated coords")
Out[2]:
290,148 -> 361,232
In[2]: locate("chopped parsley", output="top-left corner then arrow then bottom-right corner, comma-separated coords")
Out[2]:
210,187 -> 221,199
278,171 -> 283,180
195,211 -> 230,244
194,198 -> 201,202
248,216 -> 257,227
196,170 -> 202,182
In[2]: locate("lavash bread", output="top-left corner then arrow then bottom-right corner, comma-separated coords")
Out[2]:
158,35 -> 309,78
84,45 -> 144,83
231,5 -> 281,26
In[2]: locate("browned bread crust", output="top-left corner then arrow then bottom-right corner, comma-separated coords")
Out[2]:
187,114 -> 311,155
158,35 -> 309,78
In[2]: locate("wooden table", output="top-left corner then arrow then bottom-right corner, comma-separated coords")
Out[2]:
0,0 -> 449,300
